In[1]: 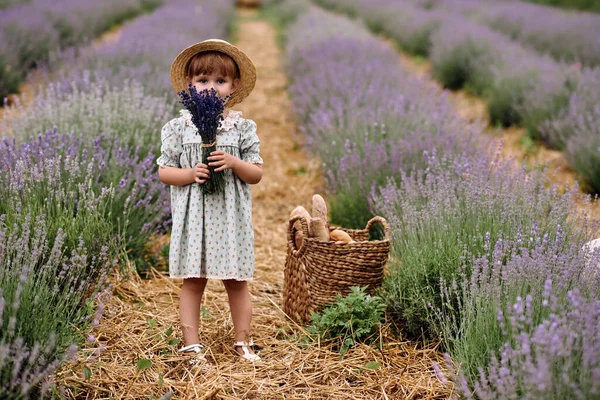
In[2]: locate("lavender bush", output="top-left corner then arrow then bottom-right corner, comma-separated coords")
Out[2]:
428,17 -> 501,94
0,132 -> 115,268
474,2 -> 600,67
0,0 -> 31,8
537,68 -> 600,150
369,149 -> 579,337
314,0 -> 446,57
285,8 -> 481,227
426,13 -> 573,129
427,0 -> 600,67
0,9 -> 57,98
52,0 -> 235,100
315,0 -> 577,129
313,0 -> 600,195
1,76 -> 172,153
0,128 -> 170,272
0,0 -> 162,98
0,214 -> 113,398
439,277 -> 600,398
566,130 -> 600,195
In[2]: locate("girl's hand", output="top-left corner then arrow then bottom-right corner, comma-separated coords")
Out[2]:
192,162 -> 210,184
207,150 -> 238,172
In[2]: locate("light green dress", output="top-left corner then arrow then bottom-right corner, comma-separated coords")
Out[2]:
156,109 -> 263,280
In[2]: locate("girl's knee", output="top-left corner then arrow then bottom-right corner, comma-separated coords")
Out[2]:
183,277 -> 207,290
223,279 -> 247,292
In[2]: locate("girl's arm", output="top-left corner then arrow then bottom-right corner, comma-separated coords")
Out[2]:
207,150 -> 262,184
231,159 -> 263,184
158,163 -> 211,186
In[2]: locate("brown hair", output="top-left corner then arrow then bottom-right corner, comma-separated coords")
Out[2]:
185,51 -> 240,81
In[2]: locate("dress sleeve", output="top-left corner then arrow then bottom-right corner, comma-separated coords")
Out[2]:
156,118 -> 183,168
239,119 -> 264,165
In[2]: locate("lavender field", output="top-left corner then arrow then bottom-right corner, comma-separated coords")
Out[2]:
268,0 -> 600,398
313,0 -> 600,195
1,0 -> 599,397
0,0 -> 234,397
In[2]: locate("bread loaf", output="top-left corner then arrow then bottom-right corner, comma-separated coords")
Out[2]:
312,194 -> 328,222
311,218 -> 330,241
290,206 -> 312,234
330,229 -> 354,244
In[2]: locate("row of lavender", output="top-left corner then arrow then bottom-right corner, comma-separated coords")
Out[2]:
0,0 -> 162,99
0,0 -> 29,9
0,0 -> 235,396
272,0 -> 600,397
313,0 -> 600,195
421,0 -> 600,67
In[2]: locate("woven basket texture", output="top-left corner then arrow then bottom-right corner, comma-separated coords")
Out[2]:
283,215 -> 391,323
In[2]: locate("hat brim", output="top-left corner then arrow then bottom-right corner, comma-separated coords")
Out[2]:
170,39 -> 256,107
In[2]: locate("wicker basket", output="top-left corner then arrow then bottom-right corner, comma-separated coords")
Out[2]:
283,215 -> 391,323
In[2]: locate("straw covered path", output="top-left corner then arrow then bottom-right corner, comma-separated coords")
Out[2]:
54,8 -> 452,399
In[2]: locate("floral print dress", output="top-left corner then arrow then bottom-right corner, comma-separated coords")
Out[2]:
156,109 -> 263,280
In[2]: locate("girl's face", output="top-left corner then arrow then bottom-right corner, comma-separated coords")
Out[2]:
191,73 -> 239,100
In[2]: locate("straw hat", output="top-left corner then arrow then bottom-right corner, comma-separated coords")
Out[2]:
170,39 -> 256,107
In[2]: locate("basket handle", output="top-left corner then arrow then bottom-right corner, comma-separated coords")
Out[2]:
365,216 -> 391,241
287,215 -> 310,257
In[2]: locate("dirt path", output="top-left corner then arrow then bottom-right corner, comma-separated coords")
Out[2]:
53,8 -> 452,400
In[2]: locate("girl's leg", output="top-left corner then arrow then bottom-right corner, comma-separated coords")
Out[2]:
180,277 -> 208,346
222,279 -> 255,355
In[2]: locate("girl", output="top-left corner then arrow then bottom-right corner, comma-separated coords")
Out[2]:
156,39 -> 262,363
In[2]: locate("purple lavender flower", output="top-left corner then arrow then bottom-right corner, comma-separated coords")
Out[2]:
178,85 -> 227,194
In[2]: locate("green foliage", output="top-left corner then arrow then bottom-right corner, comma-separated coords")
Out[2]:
306,287 -> 386,358
0,55 -> 24,100
487,75 -> 528,128
523,0 -> 600,12
519,134 -> 537,154
136,358 -> 152,372
261,0 -> 309,36
375,155 -> 577,340
432,40 -> 493,92
402,25 -> 436,58
0,0 -> 31,8
329,192 -> 374,230
567,134 -> 600,194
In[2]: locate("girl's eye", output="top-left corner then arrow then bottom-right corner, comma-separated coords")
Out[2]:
217,79 -> 225,84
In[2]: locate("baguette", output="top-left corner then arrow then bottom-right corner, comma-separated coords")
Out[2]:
311,217 -> 330,241
312,194 -> 329,227
330,229 -> 354,243
290,205 -> 312,235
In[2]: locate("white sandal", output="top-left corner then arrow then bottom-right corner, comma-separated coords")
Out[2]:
234,341 -> 261,362
179,343 -> 207,365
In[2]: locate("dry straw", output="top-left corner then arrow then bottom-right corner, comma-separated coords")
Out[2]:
54,267 -> 454,399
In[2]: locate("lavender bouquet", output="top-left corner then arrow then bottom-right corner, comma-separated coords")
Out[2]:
178,85 -> 227,194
